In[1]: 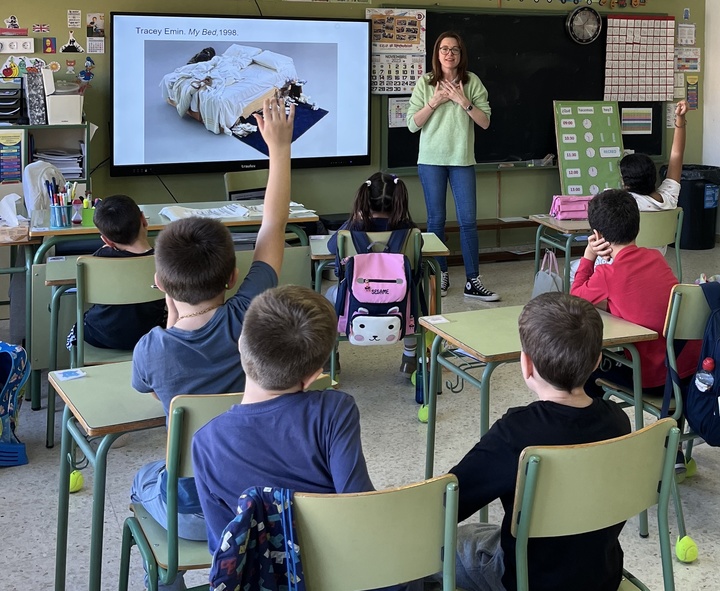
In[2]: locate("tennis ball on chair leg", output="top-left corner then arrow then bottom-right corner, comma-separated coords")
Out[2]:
69,469 -> 84,493
675,535 -> 698,563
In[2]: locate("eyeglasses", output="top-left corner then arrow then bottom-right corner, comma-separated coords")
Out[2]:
439,46 -> 461,55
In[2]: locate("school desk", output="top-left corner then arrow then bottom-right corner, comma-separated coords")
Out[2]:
309,232 -> 450,313
531,214 -> 591,292
50,361 -> 165,591
25,201 -> 319,410
419,307 -> 657,521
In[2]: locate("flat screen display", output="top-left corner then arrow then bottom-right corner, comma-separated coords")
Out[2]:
110,12 -> 371,176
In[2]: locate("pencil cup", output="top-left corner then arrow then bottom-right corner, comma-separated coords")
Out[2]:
81,208 -> 95,227
50,205 -> 72,229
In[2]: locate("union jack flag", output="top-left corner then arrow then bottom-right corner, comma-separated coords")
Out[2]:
32,24 -> 50,33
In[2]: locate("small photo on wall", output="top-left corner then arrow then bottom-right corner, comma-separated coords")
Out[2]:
42,37 -> 56,53
86,13 -> 105,38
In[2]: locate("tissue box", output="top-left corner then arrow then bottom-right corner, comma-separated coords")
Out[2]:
0,222 -> 29,243
46,94 -> 84,125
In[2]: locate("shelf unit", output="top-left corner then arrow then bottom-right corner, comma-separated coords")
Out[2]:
14,122 -> 90,182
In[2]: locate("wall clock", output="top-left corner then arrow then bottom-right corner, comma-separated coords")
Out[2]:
566,6 -> 603,44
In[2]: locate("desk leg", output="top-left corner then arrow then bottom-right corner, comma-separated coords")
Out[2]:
88,435 -> 116,591
314,260 -> 332,293
24,243 -> 42,409
534,225 -> 544,276
424,334 -> 443,480
55,405 -> 73,591
46,285 -> 73,448
625,343 -> 649,537
423,257 -> 442,315
286,224 -> 309,246
562,233 -> 574,293
477,361 -> 500,523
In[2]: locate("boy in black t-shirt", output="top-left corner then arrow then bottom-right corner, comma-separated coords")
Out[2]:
447,293 -> 631,591
67,195 -> 165,351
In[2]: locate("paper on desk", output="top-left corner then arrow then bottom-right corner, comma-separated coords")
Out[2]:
424,315 -> 449,324
159,203 -> 250,221
54,369 -> 87,381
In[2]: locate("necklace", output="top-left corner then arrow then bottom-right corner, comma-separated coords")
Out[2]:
177,304 -> 221,321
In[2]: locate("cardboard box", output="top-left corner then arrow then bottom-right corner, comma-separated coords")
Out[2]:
41,69 -> 84,125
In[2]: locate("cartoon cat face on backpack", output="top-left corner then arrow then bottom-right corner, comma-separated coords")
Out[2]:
349,307 -> 402,346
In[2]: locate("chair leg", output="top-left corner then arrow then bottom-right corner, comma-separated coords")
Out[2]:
670,477 -> 698,563
118,520 -> 135,591
46,388 -> 56,448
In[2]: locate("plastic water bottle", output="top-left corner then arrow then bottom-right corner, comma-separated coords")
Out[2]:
695,357 -> 716,393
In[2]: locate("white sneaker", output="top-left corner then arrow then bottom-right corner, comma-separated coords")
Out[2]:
440,272 -> 450,297
464,276 -> 500,302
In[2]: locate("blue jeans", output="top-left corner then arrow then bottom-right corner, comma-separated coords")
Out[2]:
132,460 -> 208,591
418,164 -> 479,277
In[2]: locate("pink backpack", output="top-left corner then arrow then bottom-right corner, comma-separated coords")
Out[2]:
335,230 -> 417,346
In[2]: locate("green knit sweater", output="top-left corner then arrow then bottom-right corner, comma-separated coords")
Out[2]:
406,72 -> 491,166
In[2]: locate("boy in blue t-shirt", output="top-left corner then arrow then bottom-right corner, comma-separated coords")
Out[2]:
192,285 -> 374,553
129,98 -> 295,590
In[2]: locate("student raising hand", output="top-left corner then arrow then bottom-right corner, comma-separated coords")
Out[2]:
253,98 -> 295,153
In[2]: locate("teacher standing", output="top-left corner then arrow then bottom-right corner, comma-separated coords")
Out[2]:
407,32 -> 499,302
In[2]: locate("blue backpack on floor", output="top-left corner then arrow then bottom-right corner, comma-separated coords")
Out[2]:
0,342 -> 31,467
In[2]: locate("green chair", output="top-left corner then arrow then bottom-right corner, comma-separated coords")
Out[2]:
46,255 -> 162,448
118,393 -> 243,591
512,419 -> 680,591
331,228 -> 425,383
598,283 -> 705,561
293,473 -> 459,591
636,207 -> 683,282
231,245 -> 313,293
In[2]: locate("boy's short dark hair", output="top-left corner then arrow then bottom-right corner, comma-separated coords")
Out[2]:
155,218 -> 236,305
619,153 -> 657,195
518,293 -> 602,392
588,189 -> 640,245
239,285 -> 337,391
93,194 -> 142,245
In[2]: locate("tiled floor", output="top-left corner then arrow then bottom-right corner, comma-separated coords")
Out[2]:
2,246 -> 719,590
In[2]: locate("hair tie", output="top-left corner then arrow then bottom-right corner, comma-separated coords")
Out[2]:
393,176 -> 399,184
365,180 -> 372,186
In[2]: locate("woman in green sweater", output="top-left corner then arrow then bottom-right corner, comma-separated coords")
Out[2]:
407,31 -> 499,301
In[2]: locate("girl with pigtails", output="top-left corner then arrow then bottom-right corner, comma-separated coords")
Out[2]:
326,172 -> 419,377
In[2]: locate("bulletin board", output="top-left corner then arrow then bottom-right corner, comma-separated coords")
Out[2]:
554,101 -> 624,196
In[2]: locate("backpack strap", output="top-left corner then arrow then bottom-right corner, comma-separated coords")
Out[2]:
701,281 -> 720,309
349,231 -> 375,254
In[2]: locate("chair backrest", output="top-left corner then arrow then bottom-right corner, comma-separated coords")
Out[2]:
511,419 -> 678,591
229,246 -> 312,296
337,228 -> 422,271
293,474 -> 459,591
75,255 -> 163,364
636,207 -> 683,280
664,283 -> 713,342
76,255 -> 160,305
223,170 -> 269,199
166,393 -> 244,479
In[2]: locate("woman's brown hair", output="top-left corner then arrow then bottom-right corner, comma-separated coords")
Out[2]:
428,31 -> 469,86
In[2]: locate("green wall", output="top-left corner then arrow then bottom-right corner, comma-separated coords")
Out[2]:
11,0 -> 705,246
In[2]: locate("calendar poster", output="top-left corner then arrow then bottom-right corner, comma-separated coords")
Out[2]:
372,54 -> 424,95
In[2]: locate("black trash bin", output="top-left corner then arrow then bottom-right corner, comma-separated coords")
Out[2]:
660,164 -> 720,250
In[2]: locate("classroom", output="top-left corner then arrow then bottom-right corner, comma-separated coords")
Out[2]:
2,0 -> 719,590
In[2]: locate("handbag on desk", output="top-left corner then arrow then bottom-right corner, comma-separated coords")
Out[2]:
549,195 -> 592,220
532,250 -> 563,298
